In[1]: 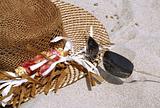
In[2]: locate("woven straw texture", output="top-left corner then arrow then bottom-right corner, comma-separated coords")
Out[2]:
0,0 -> 110,72
0,0 -> 64,71
54,1 -> 110,52
0,0 -> 110,107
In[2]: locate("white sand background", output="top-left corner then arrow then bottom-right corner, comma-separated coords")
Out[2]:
22,0 -> 160,108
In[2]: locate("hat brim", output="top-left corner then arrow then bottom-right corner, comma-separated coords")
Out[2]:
54,1 -> 110,52
50,1 -> 110,88
50,1 -> 111,89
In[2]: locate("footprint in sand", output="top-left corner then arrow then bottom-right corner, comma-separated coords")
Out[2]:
109,0 -> 137,45
111,0 -> 134,33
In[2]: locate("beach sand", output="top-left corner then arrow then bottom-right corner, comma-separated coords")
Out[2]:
22,0 -> 160,108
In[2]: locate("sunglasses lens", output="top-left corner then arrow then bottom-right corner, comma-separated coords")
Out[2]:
86,37 -> 99,60
103,51 -> 134,78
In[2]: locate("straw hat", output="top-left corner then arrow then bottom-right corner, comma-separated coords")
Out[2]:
0,0 -> 110,107
0,0 -> 110,71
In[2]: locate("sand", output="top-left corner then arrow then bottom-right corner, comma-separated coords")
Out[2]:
21,0 -> 160,108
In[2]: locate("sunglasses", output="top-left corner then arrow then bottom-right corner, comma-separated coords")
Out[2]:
86,36 -> 133,79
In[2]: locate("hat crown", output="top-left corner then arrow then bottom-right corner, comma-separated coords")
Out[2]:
0,0 -> 64,71
0,0 -> 61,44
